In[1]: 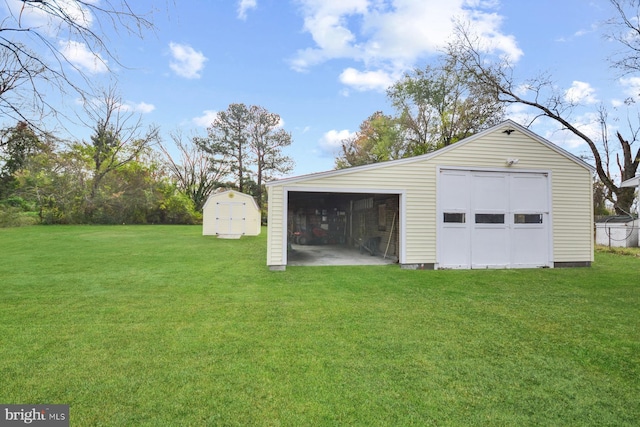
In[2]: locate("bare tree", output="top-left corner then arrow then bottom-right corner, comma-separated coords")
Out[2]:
0,0 -> 154,126
79,87 -> 159,219
0,45 -> 46,124
447,22 -> 639,214
607,0 -> 640,75
159,130 -> 230,212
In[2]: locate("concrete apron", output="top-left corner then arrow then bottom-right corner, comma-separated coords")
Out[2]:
287,244 -> 397,266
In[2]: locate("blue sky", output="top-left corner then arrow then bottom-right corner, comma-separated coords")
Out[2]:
3,0 -> 634,178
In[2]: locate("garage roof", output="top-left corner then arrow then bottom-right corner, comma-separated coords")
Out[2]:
266,120 -> 595,187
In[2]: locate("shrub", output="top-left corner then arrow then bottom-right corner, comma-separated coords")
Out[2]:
0,196 -> 34,211
149,191 -> 201,224
0,205 -> 38,227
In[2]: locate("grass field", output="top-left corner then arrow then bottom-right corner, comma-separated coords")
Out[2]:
0,225 -> 638,426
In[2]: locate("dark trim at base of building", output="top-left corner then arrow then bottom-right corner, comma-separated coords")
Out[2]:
270,261 -> 592,271
554,261 -> 592,268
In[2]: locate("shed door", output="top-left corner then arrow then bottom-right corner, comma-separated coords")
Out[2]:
215,202 -> 247,235
438,170 -> 551,269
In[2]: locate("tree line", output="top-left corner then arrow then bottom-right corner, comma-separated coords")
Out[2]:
0,96 -> 293,226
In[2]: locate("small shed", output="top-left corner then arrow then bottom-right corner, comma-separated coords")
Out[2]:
202,190 -> 261,238
595,216 -> 639,248
266,120 -> 595,270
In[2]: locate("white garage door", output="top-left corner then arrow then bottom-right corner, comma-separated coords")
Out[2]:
438,169 -> 551,269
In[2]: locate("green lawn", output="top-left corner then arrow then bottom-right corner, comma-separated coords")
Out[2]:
0,226 -> 638,426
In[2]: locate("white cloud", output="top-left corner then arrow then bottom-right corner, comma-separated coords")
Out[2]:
169,42 -> 208,79
59,40 -> 108,74
619,76 -> 640,99
504,103 -> 536,127
503,103 -> 594,151
290,0 -> 521,92
570,23 -> 598,39
564,81 -> 598,105
529,112 -> 602,151
290,0 -> 367,71
193,110 -> 219,127
193,108 -> 284,128
339,68 -> 396,92
124,101 -> 155,114
544,128 -> 587,150
238,0 -> 257,20
80,97 -> 155,115
319,129 -> 355,155
563,116 -> 603,150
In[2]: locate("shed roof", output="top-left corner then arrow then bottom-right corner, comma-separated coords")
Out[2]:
621,175 -> 640,188
267,120 -> 595,187
202,189 -> 259,210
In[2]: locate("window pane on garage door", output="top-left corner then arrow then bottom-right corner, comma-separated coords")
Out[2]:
475,213 -> 505,224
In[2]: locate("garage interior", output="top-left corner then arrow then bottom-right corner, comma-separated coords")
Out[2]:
287,191 -> 400,266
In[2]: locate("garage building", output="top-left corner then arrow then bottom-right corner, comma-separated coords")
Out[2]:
266,120 -> 595,270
